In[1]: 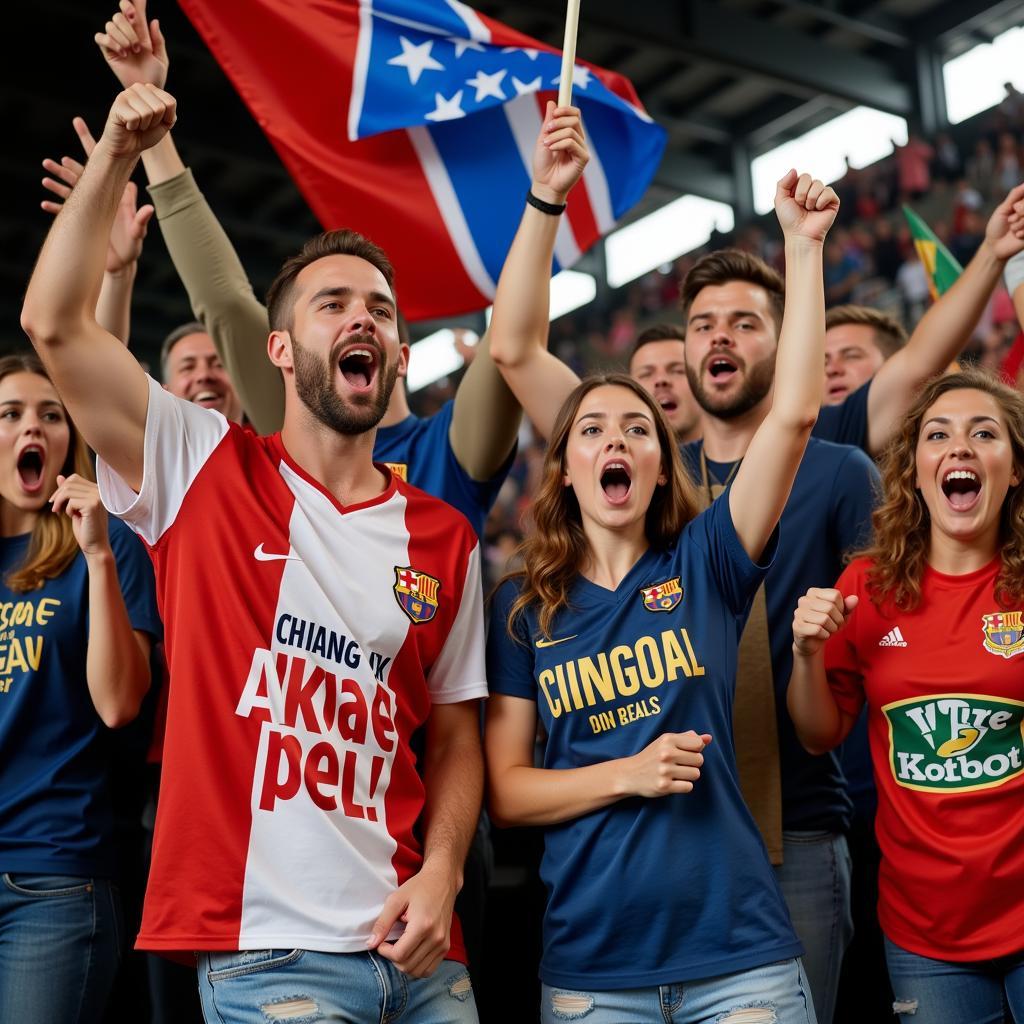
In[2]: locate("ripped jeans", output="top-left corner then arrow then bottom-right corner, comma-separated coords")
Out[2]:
541,958 -> 817,1024
884,938 -> 1024,1024
196,949 -> 477,1024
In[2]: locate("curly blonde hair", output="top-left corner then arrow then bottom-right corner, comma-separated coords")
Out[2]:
505,374 -> 700,640
859,368 -> 1024,610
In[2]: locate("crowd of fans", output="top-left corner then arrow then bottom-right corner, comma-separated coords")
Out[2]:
464,86 -> 1024,591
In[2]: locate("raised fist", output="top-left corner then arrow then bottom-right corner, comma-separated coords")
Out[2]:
774,169 -> 840,244
100,83 -> 177,160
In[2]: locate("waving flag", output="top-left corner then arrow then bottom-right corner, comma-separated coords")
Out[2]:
178,0 -> 666,320
903,205 -> 963,300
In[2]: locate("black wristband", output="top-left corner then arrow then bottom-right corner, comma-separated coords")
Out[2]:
526,190 -> 567,216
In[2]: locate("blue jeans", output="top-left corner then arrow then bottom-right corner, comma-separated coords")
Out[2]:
885,937 -> 1024,1023
0,872 -> 122,1024
197,949 -> 478,1023
541,958 -> 817,1023
774,831 -> 853,1024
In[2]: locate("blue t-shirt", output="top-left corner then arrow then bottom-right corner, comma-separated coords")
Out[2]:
813,380 -> 870,451
487,497 -> 800,989
684,438 -> 879,831
0,519 -> 161,877
373,399 -> 514,539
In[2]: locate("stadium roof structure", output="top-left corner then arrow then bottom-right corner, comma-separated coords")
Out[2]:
0,0 -> 1020,362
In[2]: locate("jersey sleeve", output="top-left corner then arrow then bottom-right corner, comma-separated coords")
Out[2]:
96,375 -> 230,547
824,562 -> 868,719
425,541 -> 488,704
486,579 -> 538,701
828,445 -> 880,558
107,518 -> 162,641
685,489 -> 778,618
812,382 -> 870,451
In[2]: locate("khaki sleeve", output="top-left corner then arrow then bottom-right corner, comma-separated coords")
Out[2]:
148,169 -> 285,434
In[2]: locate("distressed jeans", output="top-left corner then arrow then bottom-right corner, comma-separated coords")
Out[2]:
541,959 -> 817,1024
197,949 -> 478,1024
885,937 -> 1024,1024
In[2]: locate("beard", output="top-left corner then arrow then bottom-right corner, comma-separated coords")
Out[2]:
686,351 -> 775,421
292,332 -> 399,436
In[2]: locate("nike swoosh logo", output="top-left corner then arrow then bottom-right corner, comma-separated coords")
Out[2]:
253,543 -> 302,563
535,635 -> 578,649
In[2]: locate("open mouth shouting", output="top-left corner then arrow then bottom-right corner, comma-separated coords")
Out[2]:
337,343 -> 380,393
704,353 -> 740,386
15,443 -> 45,495
940,467 -> 982,513
191,389 -> 224,410
600,459 -> 633,506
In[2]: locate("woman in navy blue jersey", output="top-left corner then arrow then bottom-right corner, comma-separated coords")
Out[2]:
485,111 -> 839,1023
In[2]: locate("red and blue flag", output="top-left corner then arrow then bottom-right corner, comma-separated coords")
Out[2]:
178,0 -> 666,320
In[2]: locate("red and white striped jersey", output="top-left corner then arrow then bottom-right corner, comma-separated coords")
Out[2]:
98,378 -> 486,957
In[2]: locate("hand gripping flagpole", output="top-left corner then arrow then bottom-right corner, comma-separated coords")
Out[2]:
557,0 -> 582,108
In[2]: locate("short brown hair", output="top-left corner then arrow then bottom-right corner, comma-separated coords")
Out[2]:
630,323 -> 685,364
266,230 -> 395,331
679,249 -> 785,332
825,304 -> 908,360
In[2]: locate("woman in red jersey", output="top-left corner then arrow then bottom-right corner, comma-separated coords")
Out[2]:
787,367 -> 1024,1023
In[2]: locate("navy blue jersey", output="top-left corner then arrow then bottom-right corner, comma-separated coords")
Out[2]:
373,399 -> 514,539
0,519 -> 161,876
684,437 -> 880,831
813,380 -> 870,450
488,497 -> 800,989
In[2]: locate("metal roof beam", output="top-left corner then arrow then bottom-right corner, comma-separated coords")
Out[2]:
510,0 -> 913,114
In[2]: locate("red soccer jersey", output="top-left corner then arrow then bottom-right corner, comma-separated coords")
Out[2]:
826,556 -> 1024,961
98,379 -> 487,957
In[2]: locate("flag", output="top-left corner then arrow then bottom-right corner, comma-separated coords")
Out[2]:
902,205 -> 963,300
177,0 -> 667,320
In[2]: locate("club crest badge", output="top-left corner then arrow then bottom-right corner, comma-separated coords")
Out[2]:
383,462 -> 408,481
981,611 -> 1024,659
393,566 -> 441,625
640,577 -> 683,613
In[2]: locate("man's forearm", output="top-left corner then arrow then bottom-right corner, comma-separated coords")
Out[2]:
419,706 -> 483,881
97,266 -> 136,346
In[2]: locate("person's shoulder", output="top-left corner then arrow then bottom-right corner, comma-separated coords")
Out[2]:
837,555 -> 874,591
394,475 -> 476,543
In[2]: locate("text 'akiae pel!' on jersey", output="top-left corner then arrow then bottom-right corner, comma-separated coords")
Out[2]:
97,377 -> 487,958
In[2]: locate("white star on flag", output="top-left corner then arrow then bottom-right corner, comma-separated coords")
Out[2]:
502,46 -> 541,60
448,37 -> 485,58
512,75 -> 543,96
551,65 -> 593,90
425,90 -> 467,122
387,36 -> 445,85
466,68 -> 507,102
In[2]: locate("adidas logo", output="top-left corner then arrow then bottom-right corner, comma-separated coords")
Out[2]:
879,626 -> 908,647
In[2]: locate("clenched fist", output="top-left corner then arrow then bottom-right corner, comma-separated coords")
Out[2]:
792,587 -> 858,657
100,83 -> 176,160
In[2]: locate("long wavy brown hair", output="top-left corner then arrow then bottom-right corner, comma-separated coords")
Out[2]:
859,368 -> 1024,611
0,353 -> 94,592
506,374 -> 700,639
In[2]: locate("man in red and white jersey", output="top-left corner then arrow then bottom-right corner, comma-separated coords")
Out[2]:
22,84 -> 486,1023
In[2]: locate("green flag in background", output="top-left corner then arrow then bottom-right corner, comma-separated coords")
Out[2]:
903,205 -> 964,300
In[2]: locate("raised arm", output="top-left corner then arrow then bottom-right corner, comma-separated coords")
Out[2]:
21,85 -> 177,490
96,0 -> 283,433
864,183 -> 1024,455
488,103 -> 588,440
50,474 -> 151,728
787,587 -> 860,754
447,334 -> 522,480
729,170 -> 837,560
